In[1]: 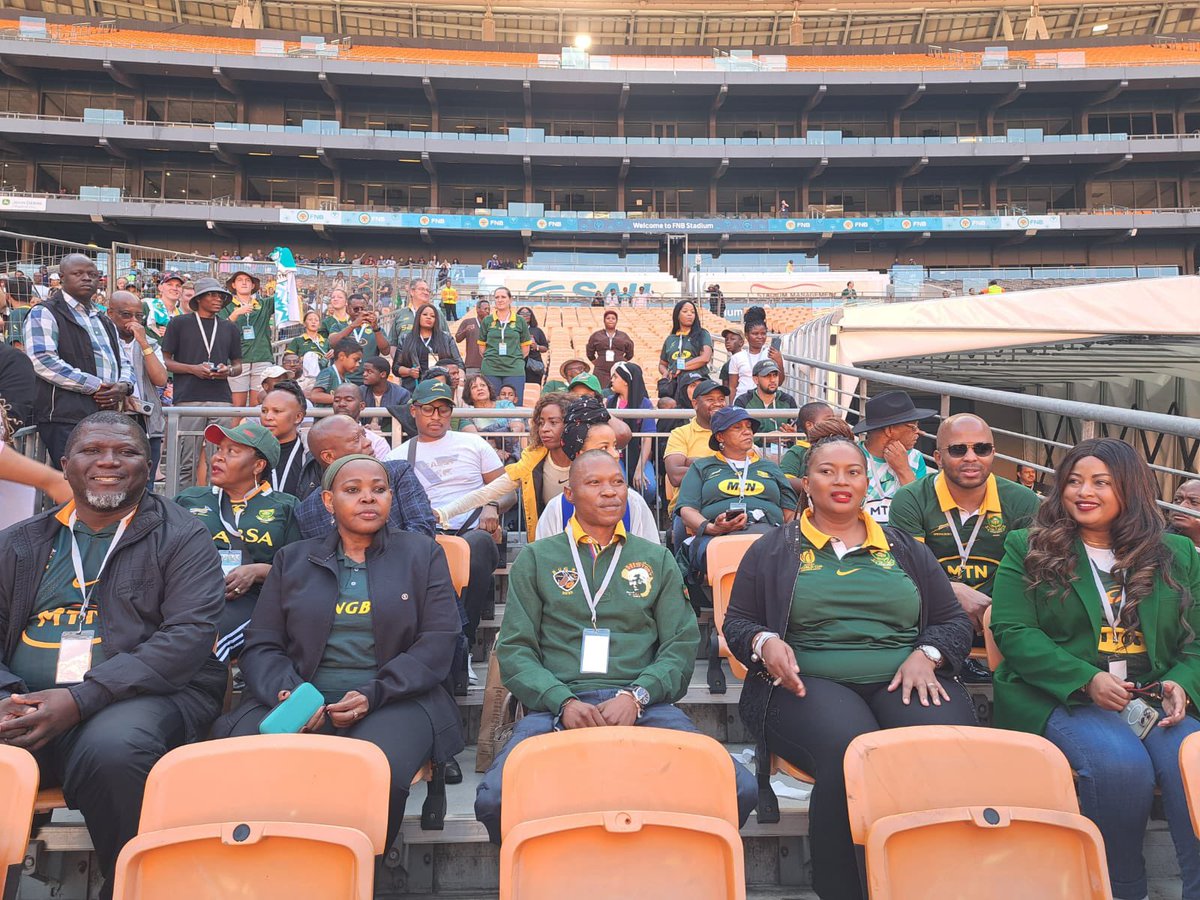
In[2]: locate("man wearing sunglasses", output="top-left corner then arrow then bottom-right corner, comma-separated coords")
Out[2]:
890,413 -> 1040,634
106,291 -> 168,482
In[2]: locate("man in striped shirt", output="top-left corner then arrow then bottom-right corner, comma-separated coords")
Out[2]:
24,254 -> 133,468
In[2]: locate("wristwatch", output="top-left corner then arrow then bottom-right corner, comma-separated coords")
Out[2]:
618,685 -> 651,716
916,645 -> 943,667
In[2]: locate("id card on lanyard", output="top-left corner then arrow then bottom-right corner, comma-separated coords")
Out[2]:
58,511 -> 132,684
567,535 -> 623,674
1089,558 -> 1130,679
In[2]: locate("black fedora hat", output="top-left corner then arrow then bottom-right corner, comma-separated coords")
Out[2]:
852,390 -> 937,434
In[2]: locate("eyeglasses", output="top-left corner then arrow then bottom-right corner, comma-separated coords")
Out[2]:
941,442 -> 995,458
416,404 -> 452,417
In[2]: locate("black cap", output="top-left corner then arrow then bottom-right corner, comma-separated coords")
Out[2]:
852,390 -> 937,434
692,379 -> 729,400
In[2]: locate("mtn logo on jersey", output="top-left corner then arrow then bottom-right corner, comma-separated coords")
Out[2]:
716,478 -> 766,497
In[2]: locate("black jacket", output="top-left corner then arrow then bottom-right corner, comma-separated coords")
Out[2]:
723,522 -> 973,745
236,527 -> 465,762
34,293 -> 123,426
0,341 -> 35,427
0,492 -> 227,739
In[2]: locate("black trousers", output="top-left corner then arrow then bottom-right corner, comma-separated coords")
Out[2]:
33,694 -> 188,890
764,675 -> 977,900
37,421 -> 77,470
223,697 -> 435,850
458,528 -> 500,644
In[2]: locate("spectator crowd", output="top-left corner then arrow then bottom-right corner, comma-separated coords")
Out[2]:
0,251 -> 1196,900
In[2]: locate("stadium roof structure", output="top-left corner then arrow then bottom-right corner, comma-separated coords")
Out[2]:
810,276 -> 1200,389
6,0 -> 1200,47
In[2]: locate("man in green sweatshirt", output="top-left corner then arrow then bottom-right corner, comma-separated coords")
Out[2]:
474,450 -> 756,841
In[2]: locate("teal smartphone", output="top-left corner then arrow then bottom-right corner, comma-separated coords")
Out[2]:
259,682 -> 325,735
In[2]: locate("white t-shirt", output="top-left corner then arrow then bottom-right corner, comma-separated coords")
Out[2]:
386,431 -> 502,529
730,346 -> 772,398
534,490 -> 661,544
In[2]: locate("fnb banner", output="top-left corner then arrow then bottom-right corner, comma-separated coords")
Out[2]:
278,209 -> 1062,234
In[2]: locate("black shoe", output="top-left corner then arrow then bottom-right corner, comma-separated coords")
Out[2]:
444,758 -> 463,785
960,657 -> 993,684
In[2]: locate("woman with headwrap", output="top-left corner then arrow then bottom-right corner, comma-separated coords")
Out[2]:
217,454 -> 464,851
605,361 -> 656,498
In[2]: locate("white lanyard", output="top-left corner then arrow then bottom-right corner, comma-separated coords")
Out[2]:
195,314 -> 218,361
353,324 -> 369,344
1088,557 -> 1125,631
271,441 -> 302,493
728,457 -> 752,499
567,533 -> 624,628
497,317 -> 510,341
608,332 -> 616,350
68,510 -> 132,628
216,484 -> 266,542
944,508 -> 986,570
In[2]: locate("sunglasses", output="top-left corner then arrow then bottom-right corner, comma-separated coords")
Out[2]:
941,442 -> 995,458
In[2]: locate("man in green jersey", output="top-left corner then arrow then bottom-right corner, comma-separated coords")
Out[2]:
475,450 -> 756,841
889,413 -> 1039,631
220,270 -> 276,410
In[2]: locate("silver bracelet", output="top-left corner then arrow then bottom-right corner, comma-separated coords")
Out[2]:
751,631 -> 779,662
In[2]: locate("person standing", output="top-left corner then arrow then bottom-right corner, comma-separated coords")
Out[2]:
221,270 -> 276,410
455,297 -> 490,377
440,280 -> 459,322
518,307 -> 549,389
25,254 -> 134,468
145,271 -> 185,341
585,309 -> 635,389
853,390 -> 935,524
477,287 -> 531,398
0,413 -> 227,896
733,359 -> 798,458
161,277 -> 243,489
326,295 -> 389,386
389,279 -> 448,346
1169,479 -> 1200,550
106,291 -> 169,483
321,288 -> 352,338
728,319 -> 782,400
4,272 -> 35,348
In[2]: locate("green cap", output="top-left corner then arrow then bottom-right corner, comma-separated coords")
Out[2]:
411,380 -> 455,406
322,453 -> 387,492
568,373 -> 603,396
204,421 -> 281,468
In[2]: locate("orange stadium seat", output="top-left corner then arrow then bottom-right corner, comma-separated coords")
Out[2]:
706,532 -> 763,689
1179,732 -> 1200,836
112,734 -> 390,900
435,534 -> 471,596
498,727 -> 745,900
1,745 -> 39,898
844,726 -> 1111,900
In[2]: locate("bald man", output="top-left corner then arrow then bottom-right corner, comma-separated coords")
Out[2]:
292,414 -> 436,539
889,413 -> 1040,630
330,382 -> 390,459
106,291 -> 168,481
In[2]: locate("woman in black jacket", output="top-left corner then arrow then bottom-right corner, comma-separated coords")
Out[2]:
391,302 -> 462,392
217,454 -> 465,848
723,435 -> 975,900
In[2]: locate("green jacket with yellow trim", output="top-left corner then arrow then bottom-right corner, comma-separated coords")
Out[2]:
991,528 -> 1200,736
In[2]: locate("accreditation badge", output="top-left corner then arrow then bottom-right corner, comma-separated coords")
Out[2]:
242,326 -> 255,341
580,628 -> 611,674
219,549 -> 242,576
56,631 -> 95,684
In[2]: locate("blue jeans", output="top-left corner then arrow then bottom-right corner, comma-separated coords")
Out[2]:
1044,704 -> 1200,900
474,688 -> 758,843
483,374 -> 525,399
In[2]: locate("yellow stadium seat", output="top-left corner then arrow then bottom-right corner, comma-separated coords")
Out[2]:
499,727 -> 745,900
1179,732 -> 1200,836
706,533 -> 764,688
844,726 -> 1110,900
1,745 -> 39,898
435,534 -> 471,596
112,734 -> 391,900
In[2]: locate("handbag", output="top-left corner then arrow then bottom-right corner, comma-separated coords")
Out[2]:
525,356 -> 546,381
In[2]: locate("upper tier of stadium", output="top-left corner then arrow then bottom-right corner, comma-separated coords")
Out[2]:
5,0 -> 1200,47
12,19 -> 1200,71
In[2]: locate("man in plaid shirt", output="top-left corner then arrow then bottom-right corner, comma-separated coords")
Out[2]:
24,255 -> 133,468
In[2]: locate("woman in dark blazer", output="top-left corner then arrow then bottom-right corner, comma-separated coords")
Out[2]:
217,454 -> 465,849
723,435 -> 974,900
992,438 -> 1200,900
